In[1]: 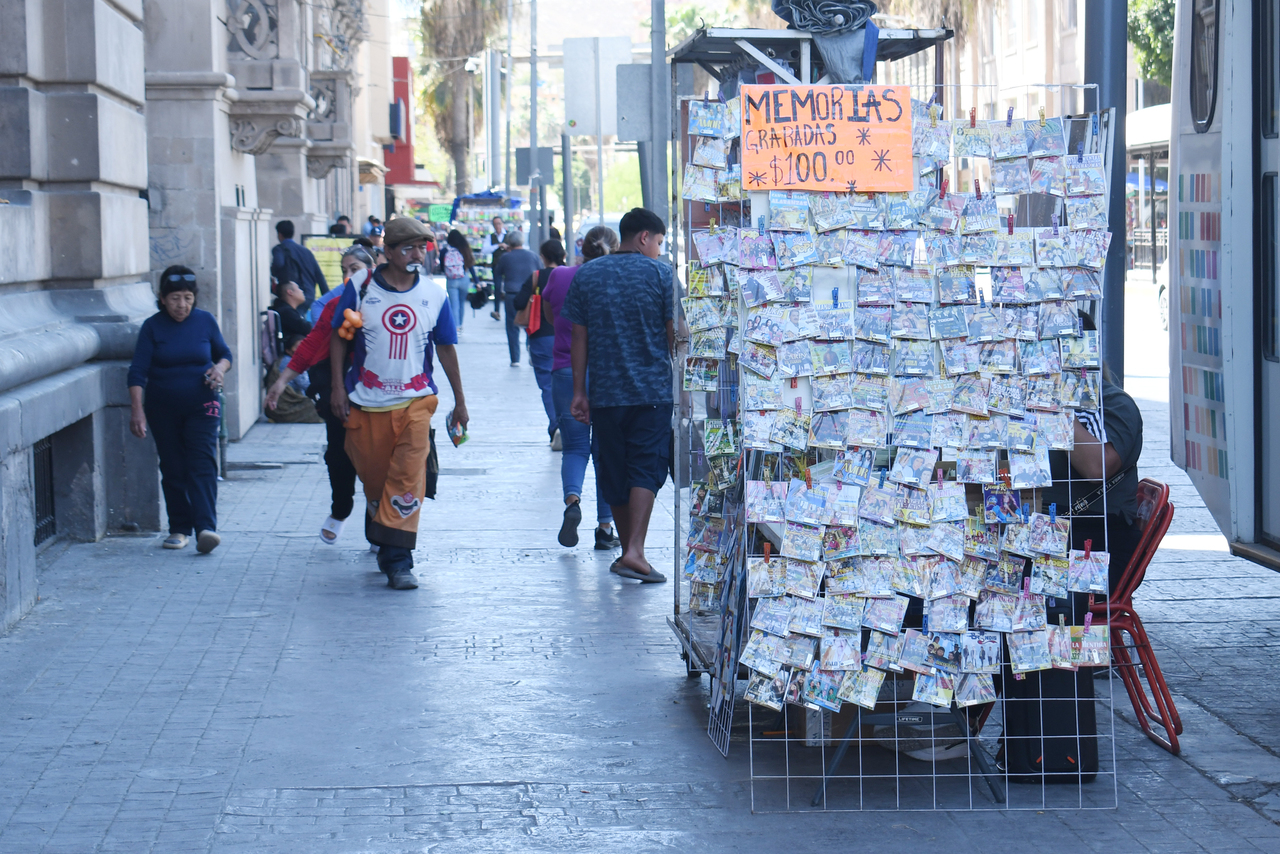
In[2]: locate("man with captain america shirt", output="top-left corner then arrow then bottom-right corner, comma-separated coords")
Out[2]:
330,217 -> 469,590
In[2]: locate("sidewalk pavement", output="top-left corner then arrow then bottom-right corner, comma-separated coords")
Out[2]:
0,304 -> 1279,852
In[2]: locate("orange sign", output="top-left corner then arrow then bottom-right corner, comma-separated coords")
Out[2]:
740,84 -> 914,193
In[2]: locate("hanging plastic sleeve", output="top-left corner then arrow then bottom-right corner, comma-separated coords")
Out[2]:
1006,107 -> 1014,127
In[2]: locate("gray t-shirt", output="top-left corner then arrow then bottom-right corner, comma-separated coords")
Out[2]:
494,247 -> 541,294
561,252 -> 674,408
1043,378 -> 1143,523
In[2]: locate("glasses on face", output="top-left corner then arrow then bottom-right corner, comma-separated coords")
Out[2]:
165,273 -> 196,283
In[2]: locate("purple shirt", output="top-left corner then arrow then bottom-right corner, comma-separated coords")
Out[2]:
542,264 -> 580,370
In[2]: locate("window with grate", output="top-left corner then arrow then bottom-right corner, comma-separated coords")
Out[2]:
33,436 -> 55,545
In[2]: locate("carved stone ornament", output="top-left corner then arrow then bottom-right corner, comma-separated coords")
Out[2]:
310,79 -> 337,121
230,116 -> 304,155
306,154 -> 348,179
226,0 -> 278,60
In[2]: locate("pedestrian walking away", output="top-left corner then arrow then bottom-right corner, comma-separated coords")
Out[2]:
563,208 -> 675,582
271,219 -> 328,312
513,238 -> 566,444
266,245 -> 377,545
491,230 -> 542,366
440,229 -> 478,331
329,216 -> 469,590
127,265 -> 232,555
542,225 -> 621,550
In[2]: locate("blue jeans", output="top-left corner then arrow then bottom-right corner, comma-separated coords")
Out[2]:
445,277 -> 468,327
528,336 -> 556,436
500,294 -> 521,363
552,368 -> 612,524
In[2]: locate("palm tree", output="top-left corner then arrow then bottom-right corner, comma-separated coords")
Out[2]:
421,0 -> 504,195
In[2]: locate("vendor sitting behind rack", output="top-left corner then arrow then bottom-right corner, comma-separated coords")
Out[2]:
1040,311 -> 1143,594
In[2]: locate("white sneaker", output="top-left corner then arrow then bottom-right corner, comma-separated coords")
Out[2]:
550,429 -> 562,451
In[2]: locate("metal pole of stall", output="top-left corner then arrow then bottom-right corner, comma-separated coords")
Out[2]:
1085,0 -> 1128,384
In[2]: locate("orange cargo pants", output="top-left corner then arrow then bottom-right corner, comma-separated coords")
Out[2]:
343,395 -> 437,550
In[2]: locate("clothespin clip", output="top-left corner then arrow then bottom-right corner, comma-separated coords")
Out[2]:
1021,501 -> 1031,523
1022,576 -> 1032,599
1081,366 -> 1087,382
1038,107 -> 1046,127
805,468 -> 812,489
832,287 -> 839,309
999,470 -> 1011,487
704,203 -> 711,213
757,215 -> 765,231
922,614 -> 930,634
879,469 -> 887,488
930,105 -> 938,128
1059,613 -> 1066,628
1006,107 -> 1014,127
794,397 -> 803,414
1084,538 -> 1093,559
1083,612 -> 1094,632
1052,213 -> 1060,236
975,179 -> 982,200
1077,142 -> 1085,163
791,377 -> 798,389
1049,502 -> 1056,523
764,541 -> 772,562
1007,215 -> 1014,236
936,467 -> 944,485
709,217 -> 717,231
978,290 -> 986,307
969,107 -> 976,128
704,90 -> 710,102
1091,113 -> 1099,138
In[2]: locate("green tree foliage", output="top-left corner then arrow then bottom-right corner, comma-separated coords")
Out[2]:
1128,0 -> 1175,87
420,0 -> 504,195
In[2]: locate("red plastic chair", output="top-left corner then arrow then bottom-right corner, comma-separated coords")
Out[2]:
1089,478 -> 1182,754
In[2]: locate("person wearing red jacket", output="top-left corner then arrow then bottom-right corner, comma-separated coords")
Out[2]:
266,246 -> 373,545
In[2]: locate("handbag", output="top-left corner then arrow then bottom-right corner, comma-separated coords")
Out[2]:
514,270 -> 543,333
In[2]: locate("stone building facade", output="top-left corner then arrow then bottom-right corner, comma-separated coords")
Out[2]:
0,0 -> 393,630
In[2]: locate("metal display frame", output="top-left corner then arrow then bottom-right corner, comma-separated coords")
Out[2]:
664,34 -> 1124,809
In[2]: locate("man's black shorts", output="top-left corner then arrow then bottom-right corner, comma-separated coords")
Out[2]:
592,404 -> 672,506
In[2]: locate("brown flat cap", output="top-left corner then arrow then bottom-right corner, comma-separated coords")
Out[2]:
383,217 -> 431,247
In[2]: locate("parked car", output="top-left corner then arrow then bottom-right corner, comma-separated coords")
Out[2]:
1156,257 -> 1169,331
572,215 -> 624,261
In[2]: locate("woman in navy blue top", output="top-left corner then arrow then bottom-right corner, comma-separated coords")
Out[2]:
128,265 -> 233,554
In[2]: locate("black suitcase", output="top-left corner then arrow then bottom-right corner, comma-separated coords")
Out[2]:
1003,665 -> 1098,783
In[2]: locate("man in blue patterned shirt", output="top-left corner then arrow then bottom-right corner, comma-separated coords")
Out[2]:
564,208 -> 674,583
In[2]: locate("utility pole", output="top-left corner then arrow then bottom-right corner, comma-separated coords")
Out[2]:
529,0 -> 542,245
504,0 -> 513,197
1085,0 -> 1128,385
649,0 -> 669,232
